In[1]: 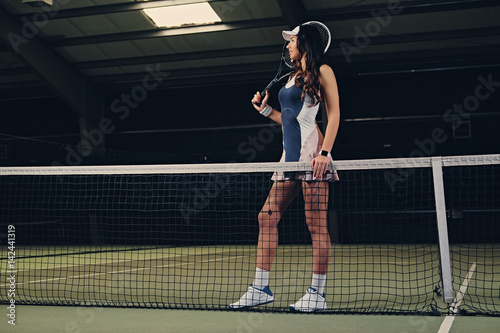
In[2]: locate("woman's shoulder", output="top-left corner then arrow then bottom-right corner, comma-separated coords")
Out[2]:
319,64 -> 336,86
319,64 -> 334,76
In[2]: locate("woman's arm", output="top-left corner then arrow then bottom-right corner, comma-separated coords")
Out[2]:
252,91 -> 282,125
318,64 -> 340,153
267,108 -> 282,125
311,64 -> 340,179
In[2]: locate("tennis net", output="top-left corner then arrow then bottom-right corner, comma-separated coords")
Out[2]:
0,155 -> 499,315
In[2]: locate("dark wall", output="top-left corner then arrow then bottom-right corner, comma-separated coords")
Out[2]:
0,66 -> 499,166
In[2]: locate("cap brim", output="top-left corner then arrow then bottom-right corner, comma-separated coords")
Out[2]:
282,30 -> 295,41
282,25 -> 300,41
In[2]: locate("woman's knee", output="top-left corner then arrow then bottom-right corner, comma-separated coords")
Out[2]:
305,217 -> 329,236
258,209 -> 280,228
307,223 -> 324,236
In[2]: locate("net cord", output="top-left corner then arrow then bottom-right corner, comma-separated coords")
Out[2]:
0,154 -> 498,176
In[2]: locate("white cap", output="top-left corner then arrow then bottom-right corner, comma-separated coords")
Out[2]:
282,25 -> 300,41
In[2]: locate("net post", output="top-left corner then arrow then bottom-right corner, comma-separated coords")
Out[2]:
431,156 -> 454,303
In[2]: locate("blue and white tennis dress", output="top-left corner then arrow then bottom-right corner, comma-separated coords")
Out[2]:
273,76 -> 339,181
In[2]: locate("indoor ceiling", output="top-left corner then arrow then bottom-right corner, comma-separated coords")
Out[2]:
0,0 -> 499,95
0,0 -> 499,164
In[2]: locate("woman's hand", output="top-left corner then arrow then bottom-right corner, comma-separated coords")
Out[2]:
251,91 -> 270,112
311,155 -> 330,180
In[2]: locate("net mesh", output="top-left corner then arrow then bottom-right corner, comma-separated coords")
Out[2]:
0,155 -> 499,315
444,161 -> 500,315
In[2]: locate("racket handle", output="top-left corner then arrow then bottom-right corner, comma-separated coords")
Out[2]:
254,80 -> 275,107
254,90 -> 267,107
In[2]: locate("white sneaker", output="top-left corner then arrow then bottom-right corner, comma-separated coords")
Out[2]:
289,287 -> 327,312
229,284 -> 274,309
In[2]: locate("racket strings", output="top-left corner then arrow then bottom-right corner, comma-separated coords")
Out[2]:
303,21 -> 331,54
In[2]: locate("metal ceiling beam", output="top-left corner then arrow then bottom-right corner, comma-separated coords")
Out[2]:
58,26 -> 500,70
1,41 -> 498,90
94,61 -> 277,83
16,0 -> 498,22
332,44 -> 500,66
96,62 -> 500,91
0,6 -> 84,115
0,5 -> 105,158
24,0 -> 499,48
86,43 -> 500,87
277,0 -> 307,29
47,18 -> 286,47
0,66 -> 32,76
2,42 -> 499,82
311,0 -> 499,21
331,43 -> 500,76
15,0 -> 231,20
1,55 -> 499,92
42,14 -> 496,47
74,44 -> 283,70
333,26 -> 500,48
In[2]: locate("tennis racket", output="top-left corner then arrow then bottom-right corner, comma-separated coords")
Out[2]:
307,20 -> 331,56
255,21 -> 331,107
254,41 -> 293,107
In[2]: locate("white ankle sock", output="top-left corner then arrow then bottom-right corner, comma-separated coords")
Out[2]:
253,267 -> 270,289
311,273 -> 326,294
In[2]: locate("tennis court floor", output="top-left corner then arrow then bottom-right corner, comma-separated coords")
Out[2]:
1,244 -> 446,312
1,305 -> 499,333
1,244 -> 499,332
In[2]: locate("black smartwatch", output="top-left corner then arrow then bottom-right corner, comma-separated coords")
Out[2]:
320,150 -> 329,157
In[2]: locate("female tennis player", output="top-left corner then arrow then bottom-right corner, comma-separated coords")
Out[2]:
229,22 -> 340,312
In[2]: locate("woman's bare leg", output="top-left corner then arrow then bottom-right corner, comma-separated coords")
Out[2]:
302,181 -> 330,275
229,180 -> 300,309
288,181 -> 330,312
256,180 -> 300,271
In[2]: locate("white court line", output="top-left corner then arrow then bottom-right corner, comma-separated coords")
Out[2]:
437,262 -> 477,333
0,252 -> 193,274
0,253 -> 244,287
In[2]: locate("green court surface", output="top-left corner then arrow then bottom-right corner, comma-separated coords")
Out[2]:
1,244 -> 499,313
1,306 -> 499,333
1,244 -> 499,332
1,244 -> 447,313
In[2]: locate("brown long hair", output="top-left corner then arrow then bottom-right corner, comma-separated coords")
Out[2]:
292,24 -> 326,107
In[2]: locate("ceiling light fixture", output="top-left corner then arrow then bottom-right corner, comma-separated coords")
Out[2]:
144,2 -> 221,28
22,0 -> 53,7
